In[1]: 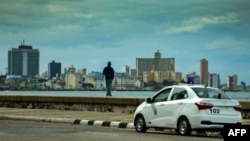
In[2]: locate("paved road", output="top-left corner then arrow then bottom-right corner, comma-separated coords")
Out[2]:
0,108 -> 134,123
0,108 -> 249,125
0,120 -> 223,141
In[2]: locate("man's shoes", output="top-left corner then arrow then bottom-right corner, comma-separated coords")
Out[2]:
106,92 -> 112,96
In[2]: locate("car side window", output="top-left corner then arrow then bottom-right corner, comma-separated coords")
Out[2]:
153,88 -> 172,102
170,88 -> 188,100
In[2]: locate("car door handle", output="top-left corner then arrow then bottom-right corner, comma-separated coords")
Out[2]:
159,104 -> 164,106
178,102 -> 184,105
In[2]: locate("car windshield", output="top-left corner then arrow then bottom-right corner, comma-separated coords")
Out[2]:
192,87 -> 231,99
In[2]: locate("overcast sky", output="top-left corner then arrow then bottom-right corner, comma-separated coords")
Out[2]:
0,0 -> 250,85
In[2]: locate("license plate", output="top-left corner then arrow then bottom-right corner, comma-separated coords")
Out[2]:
209,108 -> 220,114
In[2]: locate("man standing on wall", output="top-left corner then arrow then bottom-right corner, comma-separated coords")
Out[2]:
103,61 -> 115,96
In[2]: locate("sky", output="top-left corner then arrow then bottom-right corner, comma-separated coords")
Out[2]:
0,0 -> 250,85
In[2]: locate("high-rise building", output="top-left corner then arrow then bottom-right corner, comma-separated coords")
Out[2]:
136,50 -> 175,79
200,58 -> 208,85
209,73 -> 220,88
123,65 -> 130,75
48,60 -> 61,79
77,68 -> 87,76
130,69 -> 137,78
227,74 -> 238,91
8,44 -> 39,76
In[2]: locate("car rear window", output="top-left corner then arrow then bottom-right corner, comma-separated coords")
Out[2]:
192,87 -> 231,99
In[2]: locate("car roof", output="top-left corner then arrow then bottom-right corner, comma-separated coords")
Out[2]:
169,84 -> 218,89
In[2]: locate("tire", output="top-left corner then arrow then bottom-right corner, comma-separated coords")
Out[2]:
177,116 -> 192,136
134,115 -> 147,132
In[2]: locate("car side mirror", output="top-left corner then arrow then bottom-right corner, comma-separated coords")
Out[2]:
218,93 -> 221,99
146,97 -> 152,103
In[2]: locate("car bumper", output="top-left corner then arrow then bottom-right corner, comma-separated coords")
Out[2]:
188,114 -> 242,129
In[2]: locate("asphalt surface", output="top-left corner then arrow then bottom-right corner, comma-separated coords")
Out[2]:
0,107 -> 135,129
1,120 -> 223,141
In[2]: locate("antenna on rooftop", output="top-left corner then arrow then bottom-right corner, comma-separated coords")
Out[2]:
21,39 -> 25,45
5,67 -> 8,75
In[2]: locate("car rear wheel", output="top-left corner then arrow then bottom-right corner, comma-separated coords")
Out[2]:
134,115 -> 147,132
177,116 -> 192,136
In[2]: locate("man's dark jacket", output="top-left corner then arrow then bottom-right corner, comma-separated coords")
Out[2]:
103,66 -> 114,80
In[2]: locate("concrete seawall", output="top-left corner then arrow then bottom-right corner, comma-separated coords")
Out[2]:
0,95 -> 249,119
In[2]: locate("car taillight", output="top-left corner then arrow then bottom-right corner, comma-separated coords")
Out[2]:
195,102 -> 213,110
233,105 -> 242,112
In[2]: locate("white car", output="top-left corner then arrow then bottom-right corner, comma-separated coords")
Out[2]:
133,84 -> 242,136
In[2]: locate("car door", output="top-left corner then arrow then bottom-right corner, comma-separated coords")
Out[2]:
163,87 -> 189,126
144,87 -> 172,127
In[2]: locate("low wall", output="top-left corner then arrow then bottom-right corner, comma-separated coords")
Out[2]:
0,95 -> 145,114
0,95 -> 249,119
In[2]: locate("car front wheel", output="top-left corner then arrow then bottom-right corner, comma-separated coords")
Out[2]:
177,116 -> 192,136
134,115 -> 147,132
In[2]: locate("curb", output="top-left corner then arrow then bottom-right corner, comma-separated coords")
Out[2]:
0,115 -> 135,129
75,119 -> 134,129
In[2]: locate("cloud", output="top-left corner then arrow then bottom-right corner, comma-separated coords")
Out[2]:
0,0 -> 250,84
44,24 -> 82,36
206,36 -> 247,49
162,13 -> 238,34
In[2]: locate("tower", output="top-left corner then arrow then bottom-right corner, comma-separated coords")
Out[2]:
154,50 -> 161,59
200,58 -> 208,85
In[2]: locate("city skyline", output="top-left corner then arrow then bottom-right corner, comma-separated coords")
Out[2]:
0,0 -> 250,84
